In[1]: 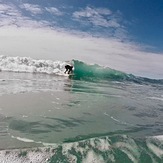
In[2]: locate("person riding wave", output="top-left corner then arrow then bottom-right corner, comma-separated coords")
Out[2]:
64,65 -> 73,74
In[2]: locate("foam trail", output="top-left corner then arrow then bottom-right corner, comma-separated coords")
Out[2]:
147,96 -> 163,101
104,112 -> 134,126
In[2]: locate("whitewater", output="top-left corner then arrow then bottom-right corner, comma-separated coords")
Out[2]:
0,55 -> 68,75
0,55 -> 163,162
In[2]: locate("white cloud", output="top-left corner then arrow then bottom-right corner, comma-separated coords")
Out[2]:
0,3 -> 22,27
0,2 -> 63,28
0,3 -> 21,16
0,3 -> 50,28
73,7 -> 112,18
45,7 -> 63,16
73,7 -> 120,28
95,8 -> 112,15
20,3 -> 43,15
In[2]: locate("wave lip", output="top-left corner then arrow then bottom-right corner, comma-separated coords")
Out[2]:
0,55 -> 66,76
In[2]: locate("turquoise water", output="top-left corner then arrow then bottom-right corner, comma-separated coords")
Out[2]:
0,59 -> 163,162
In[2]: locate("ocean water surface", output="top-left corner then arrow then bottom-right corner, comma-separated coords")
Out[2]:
0,56 -> 163,162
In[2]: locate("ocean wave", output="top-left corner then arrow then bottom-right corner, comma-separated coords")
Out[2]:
49,134 -> 163,163
9,134 -> 163,163
72,60 -> 130,81
0,55 -> 163,85
72,60 -> 163,85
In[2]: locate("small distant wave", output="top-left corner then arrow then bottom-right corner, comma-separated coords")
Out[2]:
0,55 -> 68,76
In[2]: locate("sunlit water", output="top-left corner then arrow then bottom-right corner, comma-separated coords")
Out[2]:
0,71 -> 163,162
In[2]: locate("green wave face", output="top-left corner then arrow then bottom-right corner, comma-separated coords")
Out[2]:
72,60 -> 129,81
72,60 -> 163,85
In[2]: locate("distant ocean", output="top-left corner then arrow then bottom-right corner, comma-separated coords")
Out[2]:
0,55 -> 163,162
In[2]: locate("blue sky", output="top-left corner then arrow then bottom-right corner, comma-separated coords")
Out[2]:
0,0 -> 163,78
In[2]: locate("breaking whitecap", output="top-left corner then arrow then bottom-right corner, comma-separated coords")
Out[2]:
0,55 -> 68,76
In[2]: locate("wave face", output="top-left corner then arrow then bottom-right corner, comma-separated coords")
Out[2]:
72,60 -> 163,84
72,60 -> 130,81
0,55 -> 67,76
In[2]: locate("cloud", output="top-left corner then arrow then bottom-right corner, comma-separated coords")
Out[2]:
72,6 -> 128,40
20,3 -> 43,15
45,7 -> 63,16
0,3 -> 22,27
73,7 -> 112,18
0,2 -> 126,39
0,2 -> 50,28
0,2 -> 65,28
0,3 -> 21,16
73,7 -> 120,28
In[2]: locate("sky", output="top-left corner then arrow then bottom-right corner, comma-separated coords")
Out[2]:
0,0 -> 163,78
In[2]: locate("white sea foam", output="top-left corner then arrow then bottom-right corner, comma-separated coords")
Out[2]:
147,142 -> 163,158
11,136 -> 35,143
0,55 -> 68,76
0,148 -> 54,163
152,135 -> 163,141
82,150 -> 105,163
11,135 -> 59,148
114,139 -> 140,163
147,96 -> 163,101
104,112 -> 134,126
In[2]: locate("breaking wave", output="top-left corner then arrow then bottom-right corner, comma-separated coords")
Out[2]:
72,60 -> 163,85
72,60 -> 129,81
5,134 -> 163,163
0,55 -> 163,85
49,134 -> 163,163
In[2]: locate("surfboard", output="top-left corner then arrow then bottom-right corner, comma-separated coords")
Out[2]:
63,73 -> 74,77
68,73 -> 74,77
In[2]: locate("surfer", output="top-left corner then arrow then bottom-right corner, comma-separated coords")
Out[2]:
64,65 -> 73,74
